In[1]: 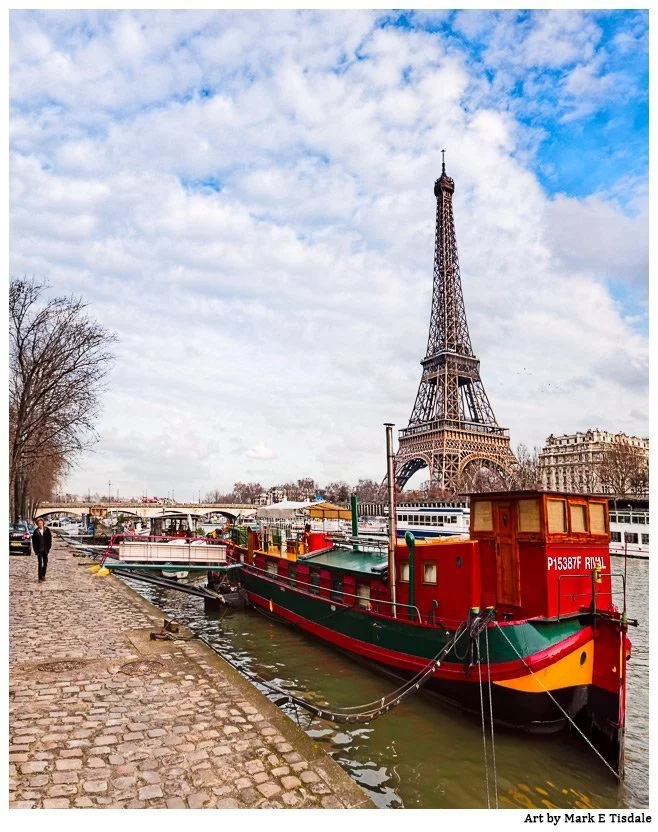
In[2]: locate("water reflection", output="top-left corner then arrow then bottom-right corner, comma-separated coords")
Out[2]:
123,562 -> 648,809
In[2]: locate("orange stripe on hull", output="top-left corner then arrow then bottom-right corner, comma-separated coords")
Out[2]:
494,640 -> 594,693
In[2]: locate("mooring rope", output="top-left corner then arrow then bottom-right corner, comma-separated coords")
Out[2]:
485,624 -> 499,807
194,620 -> 470,725
494,622 -> 621,780
476,640 -> 491,809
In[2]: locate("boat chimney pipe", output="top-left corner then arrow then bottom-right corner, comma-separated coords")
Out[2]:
385,423 -> 397,619
351,493 -> 359,552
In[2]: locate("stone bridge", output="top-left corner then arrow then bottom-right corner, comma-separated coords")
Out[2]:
34,502 -> 257,521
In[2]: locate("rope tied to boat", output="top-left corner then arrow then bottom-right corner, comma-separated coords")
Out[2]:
475,613 -> 499,809
194,619 -> 471,725
493,621 -> 622,780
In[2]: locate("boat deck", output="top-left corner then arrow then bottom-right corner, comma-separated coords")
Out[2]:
303,546 -> 388,575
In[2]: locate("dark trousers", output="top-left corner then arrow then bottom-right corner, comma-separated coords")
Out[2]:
37,551 -> 48,580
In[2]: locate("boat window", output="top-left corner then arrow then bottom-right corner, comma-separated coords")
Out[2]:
589,503 -> 606,535
288,564 -> 297,585
570,504 -> 588,534
472,501 -> 493,531
518,499 -> 541,532
309,571 -> 321,595
632,515 -> 642,524
626,533 -> 638,545
619,514 -> 631,523
265,560 -> 278,576
609,513 -> 617,523
642,534 -> 649,545
610,531 -> 622,543
399,561 -> 410,582
423,563 -> 437,584
331,576 -> 343,602
356,583 -> 371,610
547,499 -> 567,534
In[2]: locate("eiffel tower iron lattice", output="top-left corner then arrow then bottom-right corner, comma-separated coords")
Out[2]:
394,157 -> 516,493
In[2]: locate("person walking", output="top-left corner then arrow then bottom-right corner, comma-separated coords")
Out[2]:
32,518 -> 52,583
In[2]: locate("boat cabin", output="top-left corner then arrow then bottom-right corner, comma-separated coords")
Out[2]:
394,490 -> 612,623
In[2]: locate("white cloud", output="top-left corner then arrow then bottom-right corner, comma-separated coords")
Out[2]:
246,443 -> 277,461
8,10 -> 648,498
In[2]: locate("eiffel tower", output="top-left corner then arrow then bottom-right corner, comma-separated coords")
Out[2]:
395,155 -> 516,493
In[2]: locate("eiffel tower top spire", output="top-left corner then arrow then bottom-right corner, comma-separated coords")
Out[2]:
426,157 -> 472,365
438,149 -> 452,190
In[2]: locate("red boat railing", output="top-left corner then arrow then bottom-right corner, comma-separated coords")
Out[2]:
244,562 -> 424,623
556,571 -> 627,621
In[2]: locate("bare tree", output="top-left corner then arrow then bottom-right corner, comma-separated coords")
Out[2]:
599,441 -> 649,500
232,482 -> 264,503
510,444 -> 543,490
321,481 -> 351,505
9,278 -> 117,521
204,488 -> 238,502
354,478 -> 382,503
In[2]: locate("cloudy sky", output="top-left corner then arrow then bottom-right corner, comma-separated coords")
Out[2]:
9,9 -> 648,500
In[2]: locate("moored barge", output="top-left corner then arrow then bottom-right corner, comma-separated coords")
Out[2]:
226,489 -> 634,777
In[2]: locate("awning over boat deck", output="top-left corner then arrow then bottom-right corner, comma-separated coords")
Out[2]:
255,500 -> 317,519
306,501 -> 352,520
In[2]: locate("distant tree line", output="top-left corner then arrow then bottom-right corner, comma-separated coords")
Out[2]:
9,278 -> 116,522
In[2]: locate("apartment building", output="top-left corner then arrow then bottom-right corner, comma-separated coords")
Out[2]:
538,430 -> 648,494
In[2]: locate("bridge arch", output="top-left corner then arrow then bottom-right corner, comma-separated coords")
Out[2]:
33,507 -> 86,520
458,453 -> 513,491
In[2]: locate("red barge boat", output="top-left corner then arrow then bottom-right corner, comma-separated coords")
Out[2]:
225,489 -> 634,777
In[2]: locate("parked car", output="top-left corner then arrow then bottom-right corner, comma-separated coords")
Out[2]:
9,522 -> 32,555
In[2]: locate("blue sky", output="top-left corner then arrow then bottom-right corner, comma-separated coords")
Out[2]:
9,9 -> 649,498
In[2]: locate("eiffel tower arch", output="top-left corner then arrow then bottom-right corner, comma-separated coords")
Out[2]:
394,156 -> 516,493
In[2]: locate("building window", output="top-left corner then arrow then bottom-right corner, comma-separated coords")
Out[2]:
625,533 -> 638,544
423,563 -> 437,584
641,534 -> 649,546
610,531 -> 622,543
399,561 -> 410,582
547,499 -> 567,534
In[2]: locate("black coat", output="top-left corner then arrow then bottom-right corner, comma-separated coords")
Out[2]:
32,527 -> 52,556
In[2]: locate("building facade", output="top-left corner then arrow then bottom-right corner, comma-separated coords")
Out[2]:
539,430 -> 649,495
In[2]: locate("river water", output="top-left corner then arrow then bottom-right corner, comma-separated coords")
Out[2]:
122,554 -> 648,809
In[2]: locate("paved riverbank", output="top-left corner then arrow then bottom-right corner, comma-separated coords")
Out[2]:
9,538 -> 373,809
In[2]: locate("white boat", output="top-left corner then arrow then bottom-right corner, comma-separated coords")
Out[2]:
396,504 -> 470,538
117,535 -> 227,566
352,504 -> 470,541
609,506 -> 649,559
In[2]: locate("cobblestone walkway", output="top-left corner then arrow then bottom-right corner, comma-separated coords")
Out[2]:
9,540 -> 372,809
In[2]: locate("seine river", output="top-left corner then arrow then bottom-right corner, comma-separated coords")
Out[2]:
124,554 -> 648,809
